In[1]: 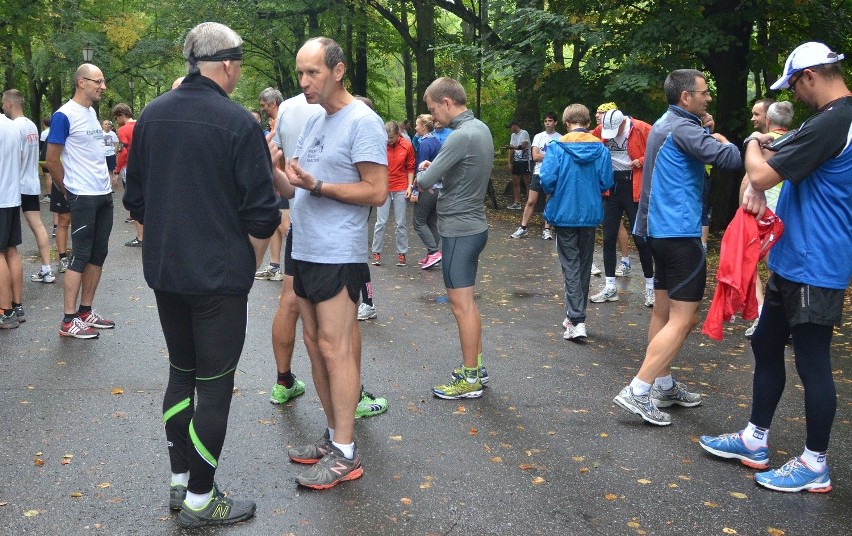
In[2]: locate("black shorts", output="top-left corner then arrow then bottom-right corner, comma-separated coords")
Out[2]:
512,160 -> 530,175
277,194 -> 289,210
441,230 -> 487,289
292,260 -> 369,304
49,184 -> 70,214
105,155 -> 116,172
648,237 -> 706,302
0,206 -> 23,252
66,193 -> 113,271
529,174 -> 544,194
283,227 -> 295,276
765,273 -> 845,327
21,194 -> 40,212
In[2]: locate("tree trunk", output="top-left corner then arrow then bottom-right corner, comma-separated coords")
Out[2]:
414,0 -> 436,115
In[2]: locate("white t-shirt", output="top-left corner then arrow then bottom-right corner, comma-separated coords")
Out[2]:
291,99 -> 387,264
46,100 -> 111,196
605,117 -> 633,171
531,130 -> 561,175
0,115 -> 22,207
103,130 -> 118,157
510,129 -> 531,161
14,116 -> 41,195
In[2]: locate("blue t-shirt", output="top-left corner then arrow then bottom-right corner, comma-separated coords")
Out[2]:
766,96 -> 852,290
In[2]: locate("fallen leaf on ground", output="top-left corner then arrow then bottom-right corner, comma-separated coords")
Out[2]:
490,456 -> 502,463
400,497 -> 412,505
389,435 -> 402,441
723,528 -> 738,534
729,492 -> 748,499
519,464 -> 536,471
469,427 -> 478,436
605,493 -> 618,500
627,521 -> 641,528
637,478 -> 652,484
571,456 -> 585,462
71,492 -> 83,498
703,501 -> 719,508
767,528 -> 785,536
23,509 -> 39,517
97,483 -> 111,489
531,477 -> 545,485
34,458 -> 44,466
111,387 -> 124,395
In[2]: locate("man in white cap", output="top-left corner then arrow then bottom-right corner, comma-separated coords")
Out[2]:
700,42 -> 851,493
590,108 -> 656,307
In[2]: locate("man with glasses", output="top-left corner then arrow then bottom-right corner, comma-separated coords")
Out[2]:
613,69 -> 741,425
45,64 -> 115,339
700,42 -> 850,493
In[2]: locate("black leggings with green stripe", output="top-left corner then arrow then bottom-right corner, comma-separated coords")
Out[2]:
156,291 -> 248,494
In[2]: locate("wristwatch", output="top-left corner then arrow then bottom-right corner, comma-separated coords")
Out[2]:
742,136 -> 760,149
310,179 -> 323,198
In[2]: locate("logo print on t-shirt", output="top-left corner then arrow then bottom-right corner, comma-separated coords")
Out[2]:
303,134 -> 325,163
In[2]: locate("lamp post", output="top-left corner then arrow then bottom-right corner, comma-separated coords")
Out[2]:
83,43 -> 94,63
128,77 -> 135,112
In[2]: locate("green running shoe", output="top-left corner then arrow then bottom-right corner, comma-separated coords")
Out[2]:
451,365 -> 489,385
295,444 -> 363,490
432,376 -> 483,400
355,388 -> 388,418
270,378 -> 306,405
176,487 -> 255,528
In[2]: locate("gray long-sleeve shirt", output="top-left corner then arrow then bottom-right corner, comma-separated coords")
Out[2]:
417,109 -> 494,237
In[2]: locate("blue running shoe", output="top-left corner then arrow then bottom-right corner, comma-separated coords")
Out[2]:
699,431 -> 769,469
755,457 -> 832,493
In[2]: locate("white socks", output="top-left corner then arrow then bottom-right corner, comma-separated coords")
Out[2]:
332,441 -> 355,460
328,427 -> 335,442
621,256 -> 630,264
742,422 -> 768,450
605,276 -> 616,290
629,377 -> 651,396
654,375 -> 675,391
801,447 -> 827,471
171,472 -> 189,487
185,489 -> 212,509
645,277 -> 654,290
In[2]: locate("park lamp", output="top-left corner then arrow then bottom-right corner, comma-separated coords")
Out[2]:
83,43 -> 94,63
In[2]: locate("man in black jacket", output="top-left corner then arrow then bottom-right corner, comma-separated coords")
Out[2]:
124,22 -> 283,529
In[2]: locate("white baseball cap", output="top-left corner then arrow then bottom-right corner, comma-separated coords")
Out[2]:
771,42 -> 845,90
601,109 -> 625,138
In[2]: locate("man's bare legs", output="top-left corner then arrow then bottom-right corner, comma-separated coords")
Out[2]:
298,289 -> 360,445
8,247 -> 23,308
64,264 -> 102,315
22,211 -> 51,269
272,276 -> 299,374
55,213 -> 70,257
447,286 -> 482,369
636,293 -> 700,383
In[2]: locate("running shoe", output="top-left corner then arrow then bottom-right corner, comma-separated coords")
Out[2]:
590,263 -> 602,276
542,228 -> 554,240
59,257 -> 69,273
125,217 -> 135,223
510,226 -> 528,238
754,457 -> 832,493
254,265 -> 275,280
41,195 -> 51,204
0,312 -> 19,329
644,288 -> 655,307
650,381 -> 702,407
31,269 -> 56,283
698,431 -> 769,469
176,487 -> 256,528
51,225 -> 56,237
613,385 -> 671,426
59,317 -> 99,339
418,256 -> 428,265
452,365 -> 490,385
371,253 -> 381,266
355,388 -> 388,418
169,483 -> 187,510
507,202 -> 523,210
590,286 -> 619,303
125,237 -> 143,247
13,305 -> 25,323
564,321 -> 587,340
288,430 -> 332,465
615,260 -> 632,276
421,251 -> 442,269
432,375 -> 483,400
268,268 -> 284,281
295,444 -> 363,490
357,303 -> 377,321
79,309 -> 115,329
396,253 -> 407,266
270,378 -> 306,405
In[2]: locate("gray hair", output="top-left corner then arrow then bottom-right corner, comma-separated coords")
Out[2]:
424,77 -> 467,106
304,37 -> 345,71
664,69 -> 704,105
183,22 -> 243,72
767,101 -> 794,129
385,121 -> 400,135
259,87 -> 283,105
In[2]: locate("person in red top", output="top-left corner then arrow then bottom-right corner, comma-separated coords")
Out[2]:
112,103 -> 141,246
370,121 -> 415,266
